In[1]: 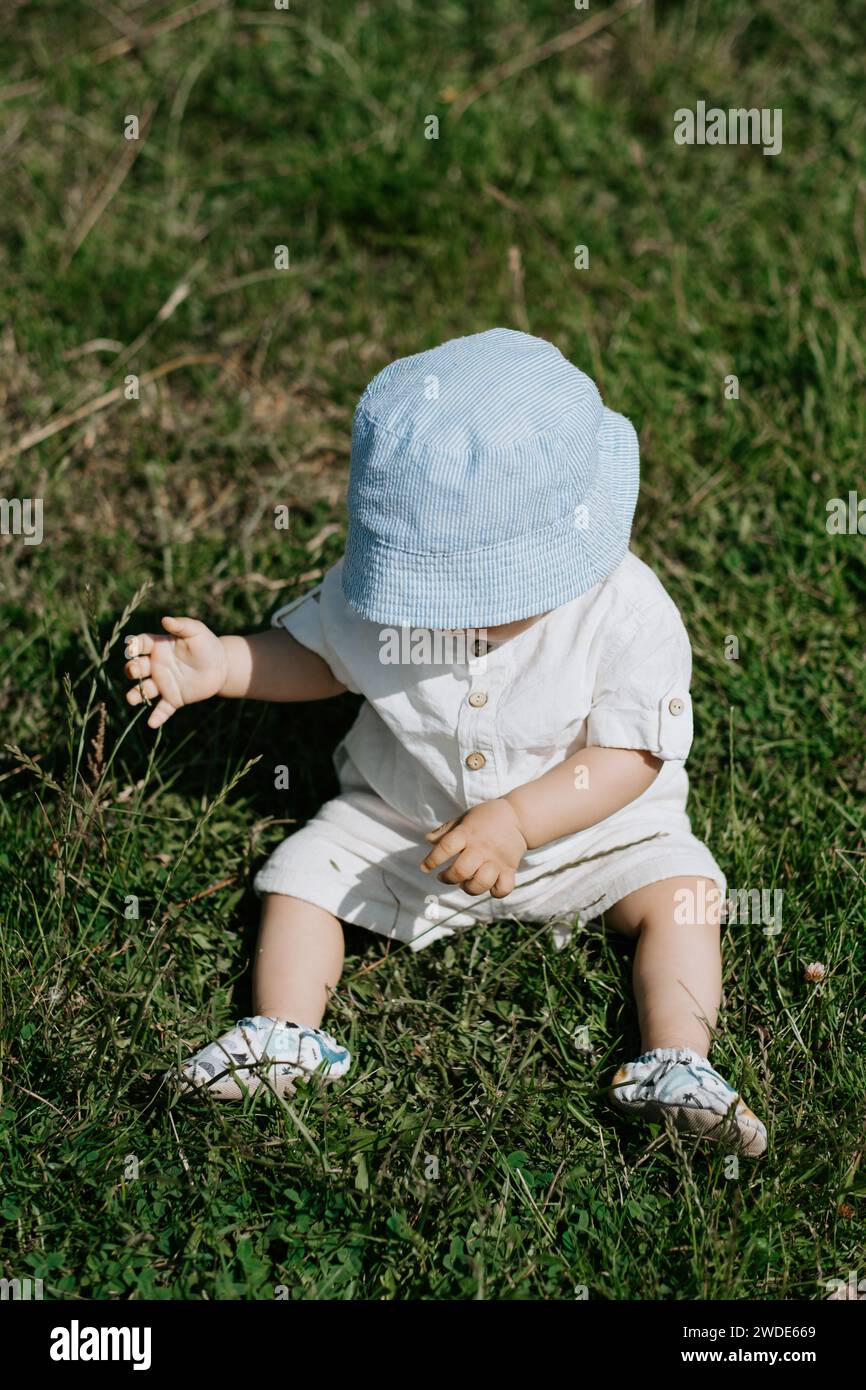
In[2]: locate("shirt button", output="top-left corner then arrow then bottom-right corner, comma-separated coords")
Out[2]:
468,691 -> 488,708
465,751 -> 486,771
668,697 -> 685,716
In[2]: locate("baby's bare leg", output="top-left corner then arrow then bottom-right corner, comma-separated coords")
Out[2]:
252,894 -> 344,1029
605,876 -> 765,1154
605,876 -> 722,1055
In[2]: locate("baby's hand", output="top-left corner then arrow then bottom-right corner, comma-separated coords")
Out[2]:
123,616 -> 228,729
421,799 -> 528,898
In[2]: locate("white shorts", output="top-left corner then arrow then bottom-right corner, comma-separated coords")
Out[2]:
252,755 -> 726,951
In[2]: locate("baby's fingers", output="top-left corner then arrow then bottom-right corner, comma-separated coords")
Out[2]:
124,655 -> 151,681
437,847 -> 483,886
161,615 -> 205,639
424,817 -> 459,843
460,862 -> 501,896
421,827 -> 466,872
490,867 -> 516,899
126,677 -> 160,707
124,632 -> 155,660
147,698 -> 176,730
125,678 -> 175,729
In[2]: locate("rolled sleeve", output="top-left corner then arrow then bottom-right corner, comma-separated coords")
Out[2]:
270,567 -> 363,695
585,603 -> 694,761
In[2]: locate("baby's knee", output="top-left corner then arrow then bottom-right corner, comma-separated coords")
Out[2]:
608,875 -> 724,936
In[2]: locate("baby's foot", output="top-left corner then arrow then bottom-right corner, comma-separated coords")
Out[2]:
609,1046 -> 767,1157
170,1015 -> 352,1100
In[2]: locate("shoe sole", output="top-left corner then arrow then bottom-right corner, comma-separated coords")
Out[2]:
609,1076 -> 767,1158
170,1058 -> 349,1101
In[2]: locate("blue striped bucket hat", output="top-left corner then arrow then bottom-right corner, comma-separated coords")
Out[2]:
341,328 -> 639,629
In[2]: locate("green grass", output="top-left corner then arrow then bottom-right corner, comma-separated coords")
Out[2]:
1,0 -> 866,1300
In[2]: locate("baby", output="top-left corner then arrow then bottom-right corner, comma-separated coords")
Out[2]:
123,329 -> 766,1156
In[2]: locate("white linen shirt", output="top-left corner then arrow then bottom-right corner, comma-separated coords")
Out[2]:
270,552 -> 695,838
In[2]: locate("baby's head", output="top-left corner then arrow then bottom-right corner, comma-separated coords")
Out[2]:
340,328 -> 639,632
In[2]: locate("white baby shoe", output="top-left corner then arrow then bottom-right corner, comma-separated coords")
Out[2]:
609,1046 -> 767,1157
171,1015 -> 352,1100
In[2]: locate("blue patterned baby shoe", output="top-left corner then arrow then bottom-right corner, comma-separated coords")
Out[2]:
609,1046 -> 766,1156
171,1016 -> 352,1100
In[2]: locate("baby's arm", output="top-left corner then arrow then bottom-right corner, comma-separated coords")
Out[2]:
503,744 -> 661,849
422,745 -> 660,897
217,630 -> 345,702
124,617 -> 344,729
